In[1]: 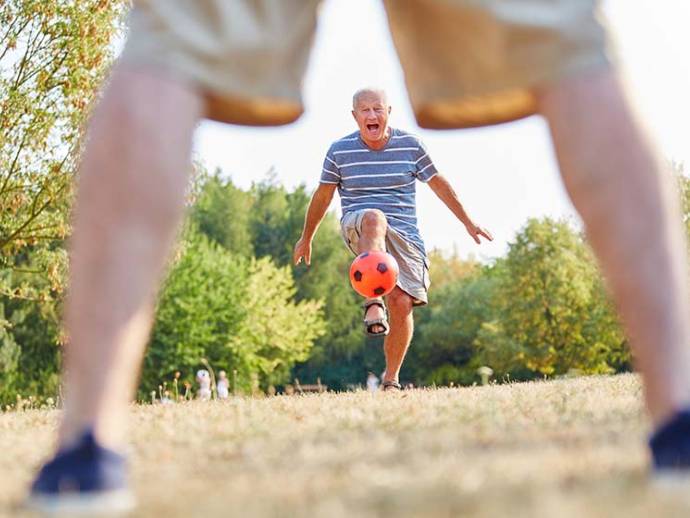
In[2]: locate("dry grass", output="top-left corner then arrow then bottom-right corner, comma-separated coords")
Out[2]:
2,374 -> 690,517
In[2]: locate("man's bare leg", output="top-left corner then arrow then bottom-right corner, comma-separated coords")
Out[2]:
536,68 -> 690,426
357,210 -> 388,333
59,64 -> 204,450
382,287 -> 414,384
356,210 -> 415,384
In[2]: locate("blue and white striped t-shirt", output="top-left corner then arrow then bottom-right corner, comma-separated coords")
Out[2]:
320,128 -> 439,258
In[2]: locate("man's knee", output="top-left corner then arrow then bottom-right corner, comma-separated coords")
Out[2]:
360,210 -> 387,235
81,66 -> 201,223
532,68 -> 638,202
98,69 -> 190,137
387,289 -> 414,316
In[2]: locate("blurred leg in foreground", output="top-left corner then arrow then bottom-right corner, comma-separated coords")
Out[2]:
536,69 -> 690,471
27,64 -> 204,513
385,0 -> 690,473
28,1 -> 320,512
62,65 -> 203,449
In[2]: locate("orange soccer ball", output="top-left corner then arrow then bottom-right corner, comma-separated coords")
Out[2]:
349,251 -> 399,298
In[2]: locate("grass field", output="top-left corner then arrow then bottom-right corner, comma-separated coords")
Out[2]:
2,374 -> 690,517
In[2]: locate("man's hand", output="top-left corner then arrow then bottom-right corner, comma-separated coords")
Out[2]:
293,183 -> 336,266
464,221 -> 493,244
293,236 -> 313,266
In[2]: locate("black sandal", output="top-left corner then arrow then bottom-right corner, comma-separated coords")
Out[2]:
363,300 -> 390,337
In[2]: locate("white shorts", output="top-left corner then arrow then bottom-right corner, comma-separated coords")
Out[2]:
341,210 -> 430,306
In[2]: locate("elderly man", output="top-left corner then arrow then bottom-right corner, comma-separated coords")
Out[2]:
27,0 -> 690,513
293,88 -> 492,391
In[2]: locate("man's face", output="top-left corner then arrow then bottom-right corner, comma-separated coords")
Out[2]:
352,92 -> 391,147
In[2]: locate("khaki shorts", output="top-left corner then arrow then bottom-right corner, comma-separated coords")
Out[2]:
121,0 -> 613,129
341,211 -> 430,306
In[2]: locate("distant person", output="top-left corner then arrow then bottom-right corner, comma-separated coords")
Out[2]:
367,372 -> 380,393
294,87 -> 491,392
28,0 -> 690,514
196,370 -> 212,401
217,371 -> 229,400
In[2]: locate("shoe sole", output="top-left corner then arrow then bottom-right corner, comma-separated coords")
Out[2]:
25,489 -> 135,515
651,471 -> 690,493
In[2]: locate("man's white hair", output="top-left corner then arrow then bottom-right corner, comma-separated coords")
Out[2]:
352,87 -> 388,109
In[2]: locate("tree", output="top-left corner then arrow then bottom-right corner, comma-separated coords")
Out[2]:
192,171 -> 366,389
144,230 -> 325,395
406,259 -> 493,386
231,257 -> 326,387
285,188 -> 365,389
249,170 -> 293,264
0,279 -> 62,403
425,248 -> 480,287
475,218 -> 627,378
143,231 -> 247,393
190,168 -> 254,258
1,0 -> 127,300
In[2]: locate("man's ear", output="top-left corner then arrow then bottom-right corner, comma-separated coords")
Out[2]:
388,106 -> 392,114
351,110 -> 356,121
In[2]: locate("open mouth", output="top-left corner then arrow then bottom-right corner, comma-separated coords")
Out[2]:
366,123 -> 380,133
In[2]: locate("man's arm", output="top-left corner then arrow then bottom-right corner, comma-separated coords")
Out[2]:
427,174 -> 493,244
293,182 -> 338,265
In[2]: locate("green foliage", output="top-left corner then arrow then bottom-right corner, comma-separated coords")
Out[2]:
1,0 -> 126,300
190,169 -> 254,258
249,170 -> 309,265
0,261 -> 62,404
0,309 -> 21,399
408,263 -> 496,386
143,230 -> 325,396
425,248 -> 480,287
190,171 -> 365,390
143,231 -> 247,393
231,257 -> 325,387
475,218 -> 627,378
290,212 -> 364,388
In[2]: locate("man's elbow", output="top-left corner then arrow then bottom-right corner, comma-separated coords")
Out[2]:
427,174 -> 446,192
316,183 -> 336,201
428,173 -> 445,187
322,182 -> 338,193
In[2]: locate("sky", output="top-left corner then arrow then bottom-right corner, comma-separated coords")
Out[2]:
193,0 -> 690,261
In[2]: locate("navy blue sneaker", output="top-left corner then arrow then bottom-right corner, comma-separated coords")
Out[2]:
649,409 -> 690,488
26,430 -> 135,515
